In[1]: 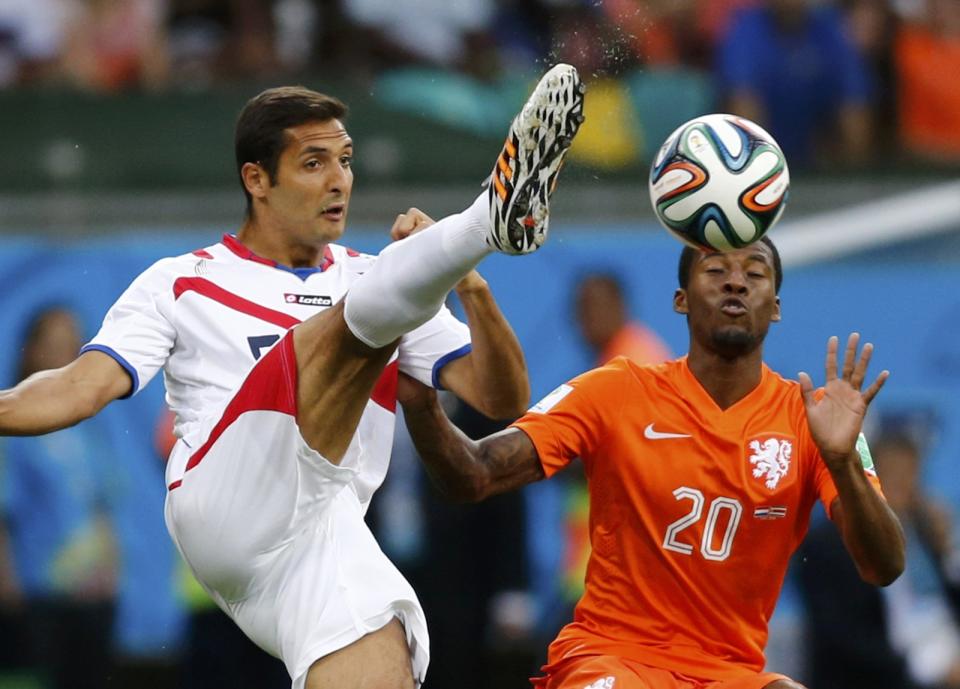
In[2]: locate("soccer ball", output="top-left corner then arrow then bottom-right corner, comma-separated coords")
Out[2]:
648,114 -> 789,251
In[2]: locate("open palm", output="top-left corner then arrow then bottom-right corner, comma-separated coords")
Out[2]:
799,333 -> 889,466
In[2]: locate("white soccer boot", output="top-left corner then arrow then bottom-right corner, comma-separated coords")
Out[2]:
487,63 -> 586,254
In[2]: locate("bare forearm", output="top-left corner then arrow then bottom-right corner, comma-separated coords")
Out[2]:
0,354 -> 127,435
831,453 -> 906,586
402,393 -> 544,502
455,275 -> 530,417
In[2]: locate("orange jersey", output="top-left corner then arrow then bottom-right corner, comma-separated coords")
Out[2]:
513,356 -> 882,680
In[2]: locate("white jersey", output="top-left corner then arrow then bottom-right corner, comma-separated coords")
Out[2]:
84,234 -> 470,507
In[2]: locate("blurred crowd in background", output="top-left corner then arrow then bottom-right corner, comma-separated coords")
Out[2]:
0,0 -> 959,170
1,1 -> 960,689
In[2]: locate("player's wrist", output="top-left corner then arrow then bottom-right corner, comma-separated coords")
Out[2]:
821,448 -> 863,476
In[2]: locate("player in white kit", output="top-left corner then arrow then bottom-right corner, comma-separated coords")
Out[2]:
0,65 -> 586,688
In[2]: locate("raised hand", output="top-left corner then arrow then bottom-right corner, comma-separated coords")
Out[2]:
798,333 -> 889,468
389,207 -> 434,241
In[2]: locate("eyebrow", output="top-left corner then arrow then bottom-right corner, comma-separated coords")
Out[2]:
698,252 -> 771,265
299,143 -> 353,157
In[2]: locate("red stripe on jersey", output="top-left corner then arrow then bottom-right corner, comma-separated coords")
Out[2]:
371,361 -> 399,412
222,234 -> 336,273
321,245 -> 336,271
221,234 -> 278,267
170,332 -> 299,490
192,249 -> 214,259
346,247 -> 360,257
173,277 -> 301,329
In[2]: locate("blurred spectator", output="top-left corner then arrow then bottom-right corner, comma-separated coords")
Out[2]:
59,0 -> 169,92
0,0 -> 70,87
717,0 -> 874,166
530,273 -> 673,650
876,426 -> 960,688
796,416 -> 960,689
410,399 -> 533,689
340,0 -> 498,78
843,0 -> 899,146
167,0 -> 278,88
0,306 -> 118,689
546,2 -> 636,77
575,272 -> 672,368
598,0 -> 715,69
895,0 -> 960,161
796,508 -> 913,689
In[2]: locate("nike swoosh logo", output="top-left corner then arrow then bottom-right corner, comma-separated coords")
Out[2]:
644,423 -> 691,440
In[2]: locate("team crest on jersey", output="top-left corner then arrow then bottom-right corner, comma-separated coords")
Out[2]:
748,436 -> 793,490
284,293 -> 332,307
582,677 -> 615,689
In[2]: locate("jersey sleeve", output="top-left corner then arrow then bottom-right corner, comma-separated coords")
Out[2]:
511,361 -> 628,478
81,259 -> 178,398
397,304 -> 471,388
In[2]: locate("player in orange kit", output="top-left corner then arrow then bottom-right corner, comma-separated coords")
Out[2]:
397,237 -> 906,689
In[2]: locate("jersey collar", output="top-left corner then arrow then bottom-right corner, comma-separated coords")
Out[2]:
221,234 -> 335,279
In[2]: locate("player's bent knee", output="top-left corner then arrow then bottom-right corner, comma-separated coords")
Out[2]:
763,681 -> 807,689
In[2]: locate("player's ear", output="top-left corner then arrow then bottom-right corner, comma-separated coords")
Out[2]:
241,162 -> 269,200
673,288 -> 688,314
771,296 -> 781,322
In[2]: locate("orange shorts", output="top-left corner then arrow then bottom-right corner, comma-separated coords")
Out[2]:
530,655 -> 793,689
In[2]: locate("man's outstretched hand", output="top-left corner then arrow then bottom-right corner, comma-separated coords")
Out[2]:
798,333 -> 889,468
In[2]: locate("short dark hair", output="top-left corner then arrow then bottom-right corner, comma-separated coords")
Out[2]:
235,86 -> 348,214
677,236 -> 783,293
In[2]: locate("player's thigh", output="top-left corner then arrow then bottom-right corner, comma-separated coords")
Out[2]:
292,301 -> 398,462
304,618 -> 414,689
165,369 -> 356,602
536,655 -> 680,689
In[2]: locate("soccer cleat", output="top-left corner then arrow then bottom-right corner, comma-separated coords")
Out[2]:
487,64 -> 585,254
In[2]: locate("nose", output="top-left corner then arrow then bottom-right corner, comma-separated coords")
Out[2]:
327,161 -> 350,194
723,267 -> 748,294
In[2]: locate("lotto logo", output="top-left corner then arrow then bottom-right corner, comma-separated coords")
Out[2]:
284,293 -> 333,307
583,677 -> 615,689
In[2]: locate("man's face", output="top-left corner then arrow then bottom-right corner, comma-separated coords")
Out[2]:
576,278 -> 625,351
255,118 -> 353,244
674,243 -> 781,359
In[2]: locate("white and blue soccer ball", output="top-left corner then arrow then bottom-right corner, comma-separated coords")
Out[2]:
648,114 -> 790,252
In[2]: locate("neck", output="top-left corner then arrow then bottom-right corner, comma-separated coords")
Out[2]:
686,340 -> 764,410
236,218 -> 326,269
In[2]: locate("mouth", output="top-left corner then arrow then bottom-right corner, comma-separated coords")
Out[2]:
720,298 -> 747,317
320,203 -> 346,222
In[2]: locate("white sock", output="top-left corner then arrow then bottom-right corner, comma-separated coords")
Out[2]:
344,192 -> 492,348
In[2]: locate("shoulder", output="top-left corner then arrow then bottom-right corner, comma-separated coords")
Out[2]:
328,243 -> 377,274
131,252 -> 201,286
762,366 -> 807,405
619,356 -> 683,386
573,356 -> 672,394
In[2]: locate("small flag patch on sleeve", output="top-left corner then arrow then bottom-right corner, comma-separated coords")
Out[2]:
856,432 -> 877,475
529,384 -> 573,414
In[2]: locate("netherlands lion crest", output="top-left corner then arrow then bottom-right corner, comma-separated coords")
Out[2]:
749,438 -> 793,489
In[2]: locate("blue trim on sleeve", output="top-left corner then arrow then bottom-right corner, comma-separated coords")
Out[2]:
79,344 -> 139,399
431,343 -> 473,390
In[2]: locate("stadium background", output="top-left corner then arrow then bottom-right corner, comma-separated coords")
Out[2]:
1,1 -> 959,688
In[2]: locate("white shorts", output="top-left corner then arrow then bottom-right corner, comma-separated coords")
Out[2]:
163,332 -> 429,688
